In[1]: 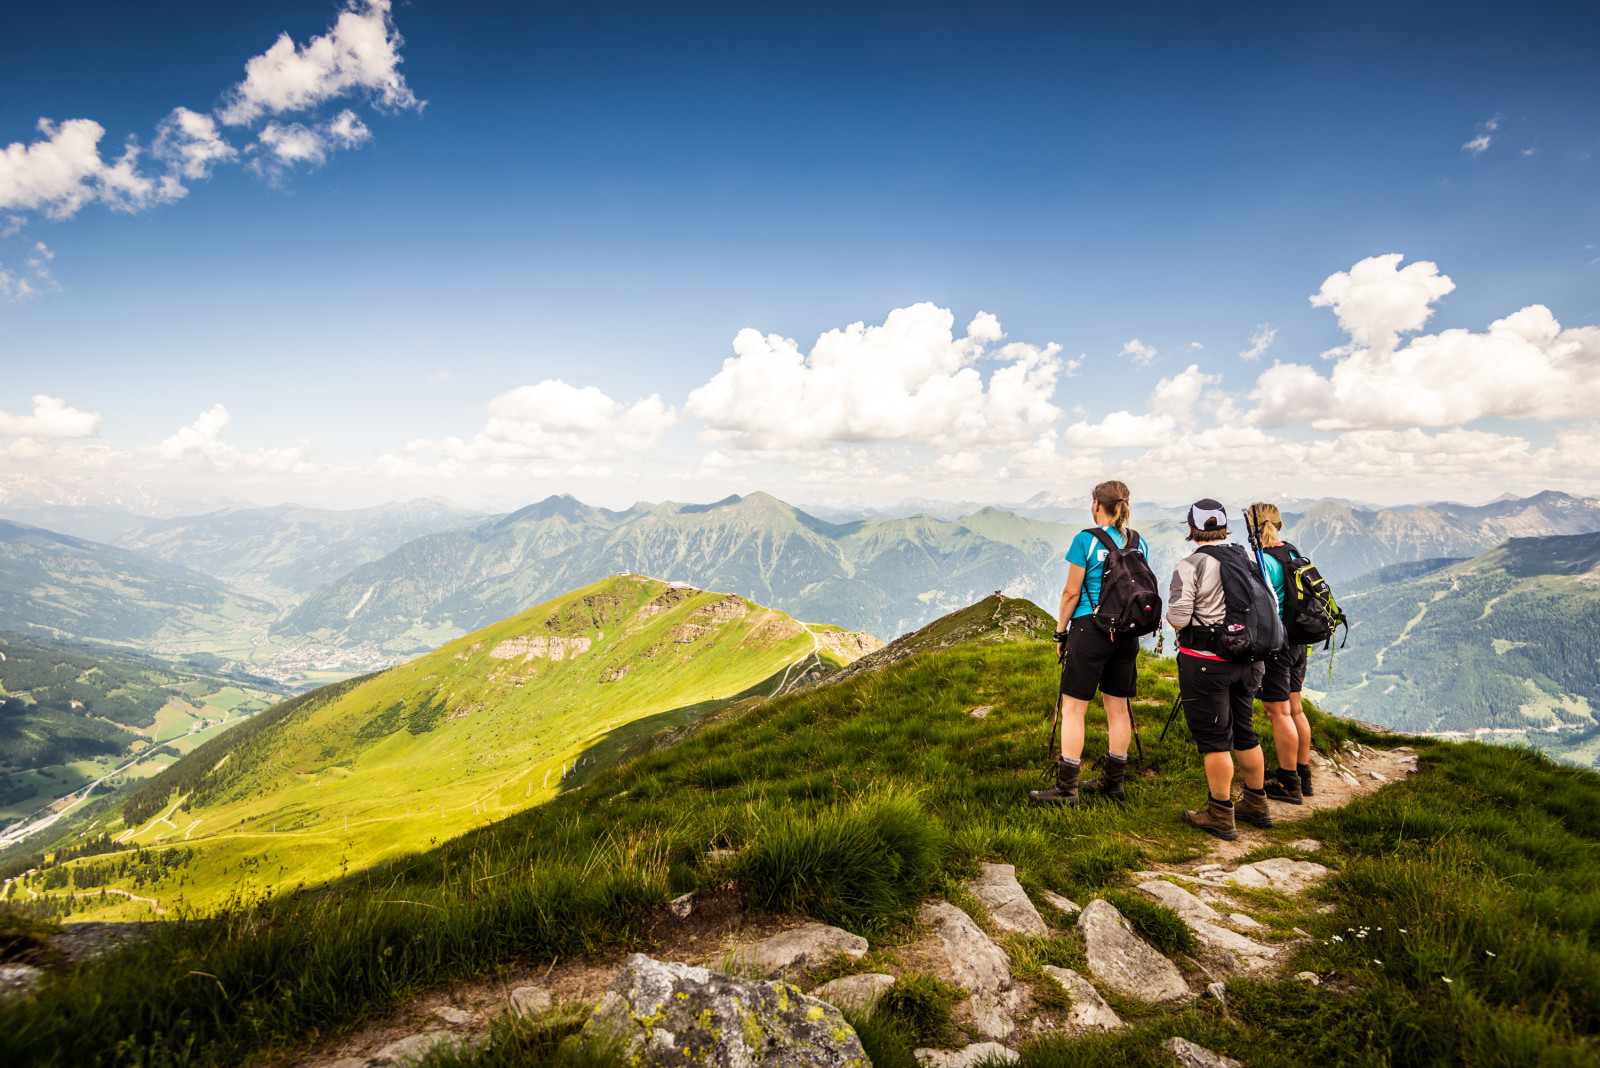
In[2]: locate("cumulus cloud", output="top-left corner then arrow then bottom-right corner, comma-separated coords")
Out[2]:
218,0 -> 421,125
153,108 -> 236,180
1239,322 -> 1276,360
155,404 -> 311,473
1309,253 -> 1456,356
253,109 -> 372,174
1059,364 -> 1219,448
1462,114 -> 1501,156
1119,338 -> 1158,367
684,304 -> 1064,455
1255,256 -> 1600,429
0,118 -> 182,220
0,395 -> 102,437
409,381 -> 676,463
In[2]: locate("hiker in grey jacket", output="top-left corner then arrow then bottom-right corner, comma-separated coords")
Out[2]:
1166,499 -> 1273,841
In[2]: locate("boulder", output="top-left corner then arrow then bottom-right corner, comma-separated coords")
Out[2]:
370,1032 -> 478,1066
509,985 -> 552,1016
1162,1037 -> 1244,1068
1136,879 -> 1223,926
913,1042 -> 1020,1067
964,864 -> 1048,936
0,964 -> 42,1001
918,902 -> 1012,995
430,1006 -> 475,1026
1040,966 -> 1121,1030
1187,921 -> 1276,970
1039,890 -> 1081,917
811,973 -> 896,1012
583,953 -> 867,1068
732,922 -> 868,977
1075,899 -> 1188,1003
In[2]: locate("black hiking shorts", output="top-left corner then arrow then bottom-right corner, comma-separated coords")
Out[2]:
1059,616 -> 1139,702
1177,653 -> 1264,754
1261,645 -> 1309,703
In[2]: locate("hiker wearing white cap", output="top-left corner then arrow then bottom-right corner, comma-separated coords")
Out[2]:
1165,498 -> 1275,840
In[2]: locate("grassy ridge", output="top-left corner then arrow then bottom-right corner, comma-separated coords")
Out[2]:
3,632 -> 1598,1066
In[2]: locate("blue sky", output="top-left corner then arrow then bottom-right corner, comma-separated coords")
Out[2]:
2,0 -> 1597,512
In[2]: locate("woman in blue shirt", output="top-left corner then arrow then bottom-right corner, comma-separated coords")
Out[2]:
1030,480 -> 1146,806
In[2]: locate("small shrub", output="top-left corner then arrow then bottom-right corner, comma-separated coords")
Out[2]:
876,973 -> 965,1049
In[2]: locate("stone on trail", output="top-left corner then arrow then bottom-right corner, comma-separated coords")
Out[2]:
919,900 -> 1016,1040
430,1005 -> 475,1026
811,973 -> 896,1012
1368,770 -> 1387,781
733,922 -> 868,977
370,1032 -> 479,1066
1163,1036 -> 1244,1068
1223,857 -> 1329,895
509,985 -> 552,1016
1041,965 -> 1122,1030
1229,913 -> 1263,928
1075,898 -> 1189,1003
913,1042 -> 1021,1067
1039,889 -> 1081,917
964,863 -> 1049,936
1337,771 -> 1361,787
669,891 -> 695,918
582,954 -> 868,1068
1137,879 -> 1223,926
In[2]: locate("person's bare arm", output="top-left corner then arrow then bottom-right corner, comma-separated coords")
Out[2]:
1057,562 -> 1085,656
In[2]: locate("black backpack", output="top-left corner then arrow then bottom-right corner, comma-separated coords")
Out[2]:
1086,528 -> 1163,640
1192,543 -> 1284,662
1265,543 -> 1349,649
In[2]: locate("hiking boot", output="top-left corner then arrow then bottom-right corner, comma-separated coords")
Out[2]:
1080,755 -> 1127,802
1029,758 -> 1081,806
1182,796 -> 1237,841
1264,768 -> 1304,805
1298,763 -> 1315,797
1236,787 -> 1275,829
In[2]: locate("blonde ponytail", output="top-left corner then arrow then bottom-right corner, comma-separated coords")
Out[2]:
1248,502 -> 1283,547
1093,480 -> 1131,533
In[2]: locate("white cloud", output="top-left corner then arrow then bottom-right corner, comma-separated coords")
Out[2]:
1239,322 -> 1276,360
218,0 -> 421,126
409,381 -> 676,463
1058,364 -> 1219,448
254,109 -> 373,174
0,118 -> 180,220
1119,338 -> 1158,367
1256,257 -> 1600,429
0,395 -> 102,437
154,403 -> 311,473
1462,114 -> 1501,156
1309,253 -> 1455,356
153,108 -> 236,180
684,303 -> 1064,454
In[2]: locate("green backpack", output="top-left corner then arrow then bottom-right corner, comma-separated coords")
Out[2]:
1267,543 -> 1349,649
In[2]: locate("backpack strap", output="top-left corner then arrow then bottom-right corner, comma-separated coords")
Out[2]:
1082,527 -> 1131,612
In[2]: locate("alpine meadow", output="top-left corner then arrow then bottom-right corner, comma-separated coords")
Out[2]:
4,1 -> 1600,1066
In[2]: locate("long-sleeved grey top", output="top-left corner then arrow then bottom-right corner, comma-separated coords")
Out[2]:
1166,548 -> 1227,634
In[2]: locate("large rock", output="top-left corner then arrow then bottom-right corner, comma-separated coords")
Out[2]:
1136,880 -> 1223,926
370,1032 -> 479,1066
1075,899 -> 1188,1003
918,902 -> 1011,995
913,1042 -> 1020,1067
0,964 -> 42,1002
964,864 -> 1048,936
732,923 -> 868,977
583,953 -> 868,1068
1224,857 -> 1330,895
810,973 -> 896,1012
1162,1036 -> 1244,1068
508,985 -> 552,1016
1041,966 -> 1122,1030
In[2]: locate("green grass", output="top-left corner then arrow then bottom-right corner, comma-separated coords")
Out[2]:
3,631 -> 1599,1067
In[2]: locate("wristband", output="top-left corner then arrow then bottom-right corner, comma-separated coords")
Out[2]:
1053,630 -> 1069,643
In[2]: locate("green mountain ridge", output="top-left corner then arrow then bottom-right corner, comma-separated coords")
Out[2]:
66,574 -> 879,916
1312,530 -> 1600,760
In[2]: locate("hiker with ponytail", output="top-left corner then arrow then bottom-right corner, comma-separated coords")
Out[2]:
1031,480 -> 1162,806
1250,502 -> 1316,802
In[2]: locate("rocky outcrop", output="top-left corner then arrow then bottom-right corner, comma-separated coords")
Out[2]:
1041,966 -> 1122,1030
489,635 -> 591,661
913,1043 -> 1020,1067
1075,899 -> 1188,1003
1136,879 -> 1276,971
919,901 -> 1017,1040
732,923 -> 868,977
583,954 -> 867,1068
964,864 -> 1048,936
1222,857 -> 1330,894
1163,1036 -> 1244,1068
810,973 -> 896,1012
1039,890 -> 1081,917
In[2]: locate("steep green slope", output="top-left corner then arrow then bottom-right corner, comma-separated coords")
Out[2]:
62,576 -> 872,916
1312,532 -> 1600,747
0,521 -> 278,655
276,493 -> 1189,653
10,598 -> 1599,1068
115,499 -> 482,601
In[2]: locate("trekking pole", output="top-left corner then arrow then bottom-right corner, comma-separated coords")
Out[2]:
1045,644 -> 1065,765
1158,692 -> 1185,743
1128,702 -> 1144,762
